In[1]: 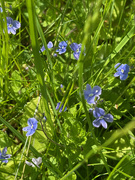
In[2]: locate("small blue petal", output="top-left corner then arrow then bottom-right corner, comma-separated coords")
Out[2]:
100,119 -> 107,129
22,126 -> 31,131
115,63 -> 121,68
92,86 -> 102,96
73,52 -> 80,60
120,74 -> 128,80
60,84 -> 63,88
59,41 -> 67,48
70,43 -> 79,52
13,20 -> 21,29
114,72 -> 120,77
104,114 -> 113,122
47,41 -> 53,48
41,45 -> 45,52
93,119 -> 101,128
0,7 -> 3,12
93,107 -> 105,118
56,102 -> 61,110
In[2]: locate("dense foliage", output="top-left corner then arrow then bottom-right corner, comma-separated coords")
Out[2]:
0,0 -> 135,179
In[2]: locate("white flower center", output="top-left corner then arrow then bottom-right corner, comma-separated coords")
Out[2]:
9,24 -> 13,28
89,93 -> 93,97
121,69 -> 124,73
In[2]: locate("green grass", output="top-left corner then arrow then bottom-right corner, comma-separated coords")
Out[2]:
0,0 -> 135,179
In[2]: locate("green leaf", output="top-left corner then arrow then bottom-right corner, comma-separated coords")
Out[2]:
11,70 -> 22,93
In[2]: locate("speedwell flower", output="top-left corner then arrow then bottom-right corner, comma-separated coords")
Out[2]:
6,17 -> 21,35
84,84 -> 102,104
70,43 -> 82,60
25,157 -> 42,168
0,147 -> 11,163
56,102 -> 67,112
40,41 -> 53,52
22,118 -> 38,136
56,41 -> 67,54
114,63 -> 129,80
92,107 -> 113,129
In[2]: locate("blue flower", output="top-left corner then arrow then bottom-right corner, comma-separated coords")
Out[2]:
53,53 -> 57,57
84,84 -> 102,104
56,41 -> 67,54
40,41 -> 53,52
0,147 -> 11,163
92,107 -> 113,129
60,84 -> 63,88
56,102 -> 67,112
70,43 -> 82,60
6,17 -> 21,35
0,7 -> 3,12
22,118 -> 38,136
114,63 -> 129,80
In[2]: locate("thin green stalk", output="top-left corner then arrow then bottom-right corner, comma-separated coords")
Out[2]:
14,137 -> 29,180
20,136 -> 32,180
1,0 -> 9,96
107,153 -> 130,180
26,0 -> 54,133
78,0 -> 111,174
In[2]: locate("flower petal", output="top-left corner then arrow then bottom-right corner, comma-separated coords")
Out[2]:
123,64 -> 129,73
70,43 -> 78,52
58,48 -> 67,54
87,95 -> 96,104
59,41 -> 67,47
93,107 -> 105,118
120,73 -> 128,80
27,118 -> 38,126
2,159 -> 8,163
47,41 -> 53,48
22,126 -> 31,132
13,20 -> 21,29
100,119 -> 107,129
11,28 -> 16,35
56,102 -> 61,110
104,114 -> 113,123
92,86 -> 102,96
0,7 -> 3,13
73,52 -> 80,60
86,84 -> 92,91
6,17 -> 13,25
25,160 -> 33,166
93,119 -> 101,128
114,72 -> 120,77
2,147 -> 7,155
26,129 -> 35,136
41,45 -> 45,52
115,63 -> 121,68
